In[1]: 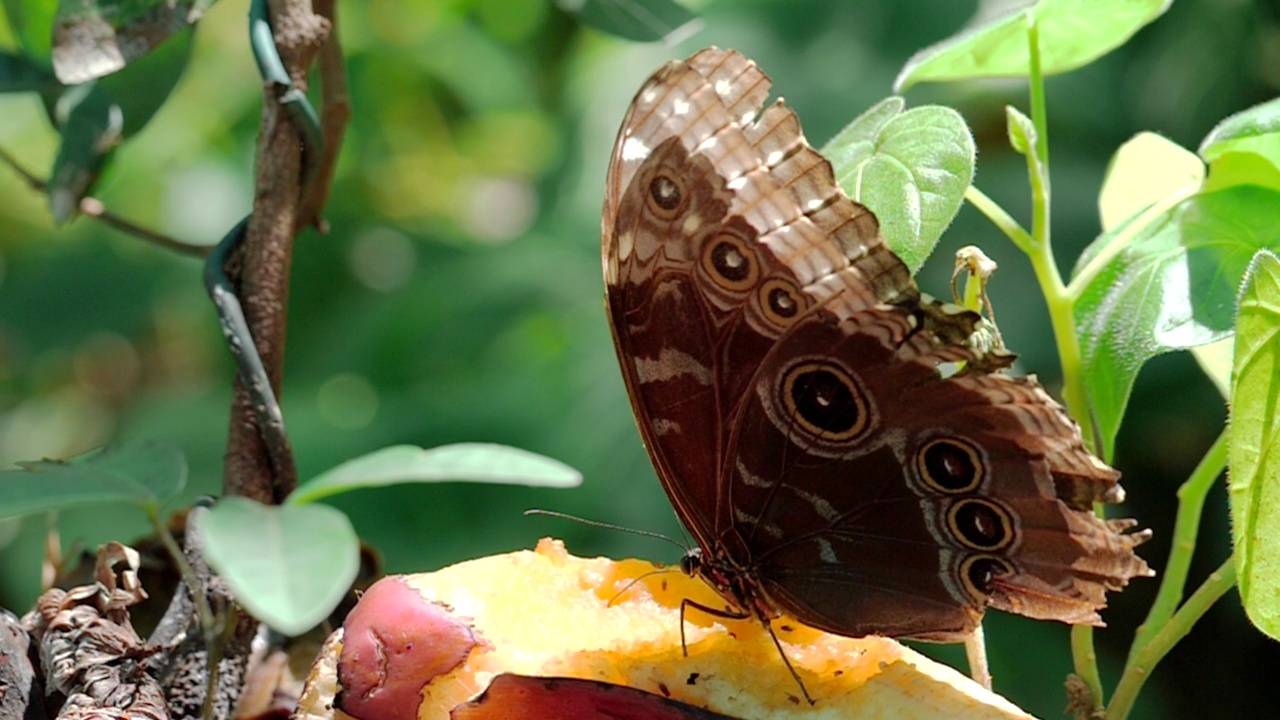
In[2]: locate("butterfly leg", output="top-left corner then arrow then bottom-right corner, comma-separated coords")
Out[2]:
963,624 -> 993,689
678,599 -> 815,705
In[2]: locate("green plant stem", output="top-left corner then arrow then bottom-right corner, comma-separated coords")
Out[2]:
147,504 -> 217,637
964,186 -> 1034,254
148,503 -> 225,720
1129,430 -> 1228,656
1020,11 -> 1104,710
1106,556 -> 1237,720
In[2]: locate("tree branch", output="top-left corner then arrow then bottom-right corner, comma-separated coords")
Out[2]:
298,0 -> 350,231
0,146 -> 210,258
221,0 -> 329,503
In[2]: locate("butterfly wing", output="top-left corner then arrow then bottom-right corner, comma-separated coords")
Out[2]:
725,306 -> 1151,639
602,48 -> 908,549
602,47 -> 1150,636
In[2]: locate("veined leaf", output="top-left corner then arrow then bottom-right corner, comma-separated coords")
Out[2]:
821,97 -> 974,272
1073,185 -> 1280,457
1229,250 -> 1280,640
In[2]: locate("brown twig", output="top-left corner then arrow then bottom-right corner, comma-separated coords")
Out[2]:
0,146 -> 212,258
221,0 -> 329,504
297,0 -> 350,231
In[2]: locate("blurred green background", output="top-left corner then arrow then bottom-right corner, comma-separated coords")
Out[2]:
0,0 -> 1276,717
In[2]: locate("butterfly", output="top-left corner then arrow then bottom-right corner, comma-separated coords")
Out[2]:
601,47 -> 1151,700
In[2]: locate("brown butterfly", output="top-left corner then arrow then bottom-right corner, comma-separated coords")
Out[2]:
601,47 -> 1151,699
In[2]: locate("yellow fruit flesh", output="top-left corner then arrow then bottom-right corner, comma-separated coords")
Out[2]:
372,539 -> 1036,720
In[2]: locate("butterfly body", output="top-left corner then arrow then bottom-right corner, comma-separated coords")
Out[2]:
602,48 -> 1150,648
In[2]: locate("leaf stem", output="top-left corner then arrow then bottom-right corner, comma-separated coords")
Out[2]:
964,186 -> 1034,254
1128,430 -> 1228,657
1106,555 -> 1237,720
0,146 -> 211,258
146,504 -> 216,637
1018,11 -> 1104,710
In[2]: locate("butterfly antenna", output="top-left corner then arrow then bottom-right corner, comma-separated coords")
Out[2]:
668,508 -> 694,548
523,509 -> 689,552
607,566 -> 682,607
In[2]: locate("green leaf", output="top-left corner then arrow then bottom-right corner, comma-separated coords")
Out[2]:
48,25 -> 193,223
1098,132 -> 1203,232
0,49 -> 56,92
1191,337 -> 1233,401
48,81 -> 120,223
821,98 -> 975,272
1005,104 -> 1036,156
289,443 -> 584,505
0,441 -> 187,519
1199,98 -> 1280,193
200,497 -> 359,637
3,0 -> 57,58
557,0 -> 700,43
51,0 -> 217,84
1073,185 -> 1280,457
895,0 -> 1172,91
1229,250 -> 1280,640
1200,97 -> 1280,162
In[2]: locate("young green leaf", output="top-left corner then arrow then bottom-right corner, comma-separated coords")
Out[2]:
820,98 -> 974,272
1005,105 -> 1036,156
895,0 -> 1171,91
1073,185 -> 1280,457
288,443 -> 583,506
51,0 -> 217,84
200,497 -> 359,637
557,0 -> 700,43
1199,97 -> 1280,194
0,441 -> 187,519
1229,250 -> 1280,640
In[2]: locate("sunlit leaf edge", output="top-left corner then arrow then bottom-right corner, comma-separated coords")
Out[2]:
288,442 -> 584,505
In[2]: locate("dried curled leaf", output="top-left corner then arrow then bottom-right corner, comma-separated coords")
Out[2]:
25,542 -> 168,720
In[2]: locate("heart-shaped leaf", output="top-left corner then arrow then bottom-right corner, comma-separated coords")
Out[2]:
895,0 -> 1172,91
557,0 -> 700,43
1073,185 -> 1280,457
288,443 -> 583,505
821,97 -> 974,272
0,441 -> 187,519
1229,250 -> 1280,640
200,497 -> 359,636
52,0 -> 217,84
